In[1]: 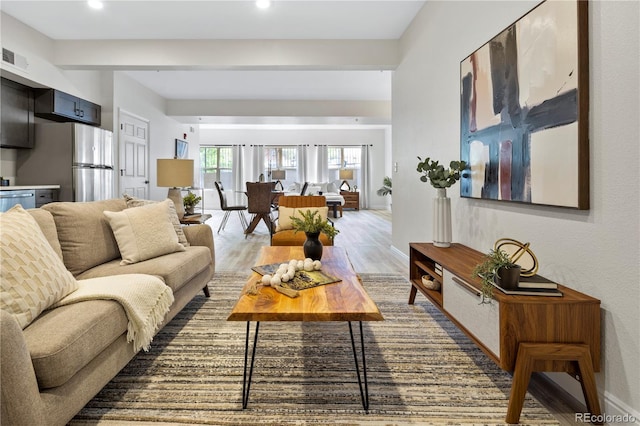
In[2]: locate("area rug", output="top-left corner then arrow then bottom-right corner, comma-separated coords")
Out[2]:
69,272 -> 558,425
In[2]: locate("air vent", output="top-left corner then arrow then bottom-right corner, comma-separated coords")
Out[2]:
2,47 -> 29,72
2,48 -> 14,64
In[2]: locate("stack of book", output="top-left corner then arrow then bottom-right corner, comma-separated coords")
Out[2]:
493,274 -> 563,297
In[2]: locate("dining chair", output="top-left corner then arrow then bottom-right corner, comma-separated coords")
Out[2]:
214,181 -> 248,234
245,182 -> 276,236
271,195 -> 335,246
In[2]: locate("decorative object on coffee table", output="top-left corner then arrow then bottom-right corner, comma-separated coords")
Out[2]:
416,156 -> 467,248
290,209 -> 339,260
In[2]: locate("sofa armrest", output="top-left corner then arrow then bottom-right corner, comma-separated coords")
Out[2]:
1,310 -> 47,426
182,224 -> 215,271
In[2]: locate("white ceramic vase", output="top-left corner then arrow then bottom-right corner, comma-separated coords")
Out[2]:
433,188 -> 452,248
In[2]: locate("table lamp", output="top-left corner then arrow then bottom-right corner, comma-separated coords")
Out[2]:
339,169 -> 354,191
157,158 -> 194,219
271,169 -> 286,191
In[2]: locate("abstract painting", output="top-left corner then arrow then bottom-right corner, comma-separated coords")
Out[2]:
460,0 -> 589,209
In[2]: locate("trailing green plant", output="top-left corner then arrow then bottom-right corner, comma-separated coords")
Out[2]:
183,191 -> 202,209
416,156 -> 467,189
290,209 -> 339,239
472,248 -> 518,303
376,176 -> 392,197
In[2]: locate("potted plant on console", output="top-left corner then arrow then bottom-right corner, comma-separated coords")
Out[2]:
473,248 -> 521,303
183,191 -> 202,215
416,156 -> 467,247
290,210 -> 339,261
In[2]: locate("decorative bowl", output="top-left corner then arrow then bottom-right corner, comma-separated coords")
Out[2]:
421,275 -> 441,290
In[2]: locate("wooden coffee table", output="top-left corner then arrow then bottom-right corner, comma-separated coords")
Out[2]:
228,246 -> 383,411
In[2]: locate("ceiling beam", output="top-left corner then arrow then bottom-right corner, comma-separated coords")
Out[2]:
53,39 -> 400,71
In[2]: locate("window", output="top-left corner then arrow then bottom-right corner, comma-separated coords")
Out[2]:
200,146 -> 233,190
264,146 -> 297,188
328,146 -> 361,189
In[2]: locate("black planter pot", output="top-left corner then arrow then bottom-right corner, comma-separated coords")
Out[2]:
303,231 -> 323,260
495,265 -> 521,290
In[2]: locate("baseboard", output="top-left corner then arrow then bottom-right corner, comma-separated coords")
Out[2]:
538,372 -> 639,425
390,244 -> 408,263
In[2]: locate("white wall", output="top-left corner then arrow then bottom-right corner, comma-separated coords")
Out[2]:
1,13 -> 104,105
112,72 -> 192,201
393,0 -> 639,419
199,127 -> 390,210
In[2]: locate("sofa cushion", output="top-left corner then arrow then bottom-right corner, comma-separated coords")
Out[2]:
276,206 -> 329,232
76,246 -> 211,293
0,205 -> 79,329
43,199 -> 126,276
104,200 -> 186,265
24,299 -> 128,389
123,194 -> 189,247
26,209 -> 63,261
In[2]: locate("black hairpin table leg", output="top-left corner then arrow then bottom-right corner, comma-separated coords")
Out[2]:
242,321 -> 260,409
348,321 -> 369,412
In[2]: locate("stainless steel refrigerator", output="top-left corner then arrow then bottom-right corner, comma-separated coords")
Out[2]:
17,122 -> 114,202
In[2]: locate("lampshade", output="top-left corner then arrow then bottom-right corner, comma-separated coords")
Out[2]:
157,159 -> 194,220
157,159 -> 194,188
271,169 -> 286,180
339,169 -> 354,180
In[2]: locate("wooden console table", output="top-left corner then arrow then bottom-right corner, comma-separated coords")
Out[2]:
340,191 -> 359,210
409,243 -> 602,424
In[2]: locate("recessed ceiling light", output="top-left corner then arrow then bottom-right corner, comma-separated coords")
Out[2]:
256,0 -> 271,10
88,0 -> 104,10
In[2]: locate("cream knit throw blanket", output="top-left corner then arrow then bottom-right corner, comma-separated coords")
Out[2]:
52,274 -> 174,352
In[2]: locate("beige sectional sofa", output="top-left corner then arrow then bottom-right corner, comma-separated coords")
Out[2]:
1,199 -> 215,426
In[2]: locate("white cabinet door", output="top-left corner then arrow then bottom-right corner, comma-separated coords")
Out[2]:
442,269 -> 501,358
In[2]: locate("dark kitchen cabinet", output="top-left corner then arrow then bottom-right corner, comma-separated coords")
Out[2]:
35,188 -> 59,207
35,89 -> 101,126
1,78 -> 35,148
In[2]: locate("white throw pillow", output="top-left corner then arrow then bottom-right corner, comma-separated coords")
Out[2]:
286,182 -> 301,193
0,205 -> 79,329
306,185 -> 322,196
326,182 -> 339,193
104,199 -> 185,265
123,194 -> 189,247
276,206 -> 329,232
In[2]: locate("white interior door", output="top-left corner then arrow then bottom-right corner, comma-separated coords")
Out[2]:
119,111 -> 149,199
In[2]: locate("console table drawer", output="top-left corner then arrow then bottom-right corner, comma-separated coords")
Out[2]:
442,270 -> 500,358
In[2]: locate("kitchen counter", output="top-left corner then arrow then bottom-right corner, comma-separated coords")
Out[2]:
0,185 -> 60,190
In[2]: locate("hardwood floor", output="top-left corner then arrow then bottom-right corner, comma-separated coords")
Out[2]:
201,208 -> 582,425
204,207 -> 407,275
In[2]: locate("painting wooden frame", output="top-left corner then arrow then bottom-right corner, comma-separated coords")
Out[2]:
175,139 -> 188,159
460,0 -> 589,209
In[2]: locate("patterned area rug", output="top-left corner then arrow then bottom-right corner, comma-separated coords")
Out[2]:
70,272 -> 558,425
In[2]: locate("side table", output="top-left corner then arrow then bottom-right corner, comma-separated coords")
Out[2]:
180,213 -> 212,225
340,191 -> 359,210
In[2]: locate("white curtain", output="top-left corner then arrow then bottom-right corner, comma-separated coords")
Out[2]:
231,145 -> 245,204
360,145 -> 371,209
251,145 -> 265,184
232,145 -> 244,191
316,145 -> 329,183
297,145 -> 309,184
